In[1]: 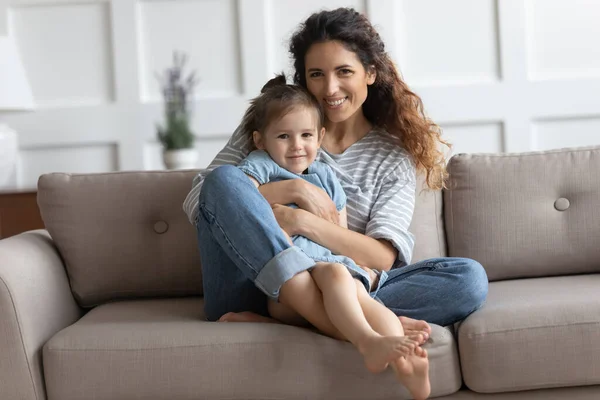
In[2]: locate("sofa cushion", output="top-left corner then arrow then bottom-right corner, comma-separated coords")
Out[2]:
410,174 -> 447,262
38,170 -> 444,307
458,274 -> 600,393
440,386 -> 600,399
444,145 -> 600,281
44,298 -> 462,400
37,171 -> 203,307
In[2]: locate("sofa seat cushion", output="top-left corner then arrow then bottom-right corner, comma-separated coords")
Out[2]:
458,274 -> 600,393
44,298 -> 461,400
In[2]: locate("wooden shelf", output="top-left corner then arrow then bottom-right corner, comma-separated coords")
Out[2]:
0,189 -> 45,239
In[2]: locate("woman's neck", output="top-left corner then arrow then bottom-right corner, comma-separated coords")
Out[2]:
323,111 -> 373,154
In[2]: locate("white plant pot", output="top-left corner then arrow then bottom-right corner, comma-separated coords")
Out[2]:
162,148 -> 198,170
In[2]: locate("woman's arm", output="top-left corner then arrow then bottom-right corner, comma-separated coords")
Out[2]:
272,205 -> 397,271
257,180 -> 297,205
337,207 -> 380,288
259,179 -> 340,225
271,161 -> 416,272
298,210 -> 398,271
338,207 -> 348,229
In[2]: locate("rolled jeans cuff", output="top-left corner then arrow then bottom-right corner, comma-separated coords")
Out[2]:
255,246 -> 316,300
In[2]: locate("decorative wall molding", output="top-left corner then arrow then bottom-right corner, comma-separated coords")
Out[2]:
1,0 -> 599,187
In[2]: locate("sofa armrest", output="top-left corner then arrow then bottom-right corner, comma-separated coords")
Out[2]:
0,230 -> 83,400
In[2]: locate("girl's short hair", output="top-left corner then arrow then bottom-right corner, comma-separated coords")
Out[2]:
240,73 -> 324,147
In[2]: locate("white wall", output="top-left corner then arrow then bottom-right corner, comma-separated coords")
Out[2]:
2,0 -> 600,187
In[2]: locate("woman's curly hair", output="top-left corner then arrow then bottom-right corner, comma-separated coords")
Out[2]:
289,8 -> 450,190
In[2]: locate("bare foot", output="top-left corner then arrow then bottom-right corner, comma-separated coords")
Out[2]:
392,349 -> 431,400
358,336 -> 419,374
399,316 -> 431,342
218,311 -> 280,324
407,334 -> 426,355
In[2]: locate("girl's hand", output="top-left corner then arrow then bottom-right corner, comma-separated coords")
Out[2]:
294,179 -> 339,225
271,204 -> 302,237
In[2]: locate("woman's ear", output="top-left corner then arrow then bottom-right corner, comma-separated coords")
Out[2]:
367,66 -> 376,85
253,131 -> 265,149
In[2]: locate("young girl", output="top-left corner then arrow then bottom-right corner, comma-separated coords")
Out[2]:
235,73 -> 427,375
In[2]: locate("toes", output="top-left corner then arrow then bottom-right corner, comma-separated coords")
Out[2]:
415,318 -> 431,329
408,333 -> 425,344
401,317 -> 432,334
402,342 -> 416,351
399,347 -> 412,356
399,340 -> 417,354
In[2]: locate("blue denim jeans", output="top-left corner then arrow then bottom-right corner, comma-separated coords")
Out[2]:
197,165 -> 488,326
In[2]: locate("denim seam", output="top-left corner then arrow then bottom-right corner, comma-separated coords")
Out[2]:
384,261 -> 444,291
199,205 -> 259,276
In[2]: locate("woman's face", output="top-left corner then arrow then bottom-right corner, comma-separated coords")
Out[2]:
304,40 -> 375,124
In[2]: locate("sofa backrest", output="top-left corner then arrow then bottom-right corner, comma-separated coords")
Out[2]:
38,171 -> 203,307
37,170 -> 445,307
411,175 -> 447,263
444,145 -> 600,281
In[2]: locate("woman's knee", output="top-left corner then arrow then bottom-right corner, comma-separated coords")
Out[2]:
201,165 -> 240,197
454,258 -> 489,315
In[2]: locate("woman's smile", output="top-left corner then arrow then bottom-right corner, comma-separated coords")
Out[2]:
325,97 -> 348,108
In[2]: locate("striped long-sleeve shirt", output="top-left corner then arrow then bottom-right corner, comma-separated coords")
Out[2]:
183,127 -> 417,268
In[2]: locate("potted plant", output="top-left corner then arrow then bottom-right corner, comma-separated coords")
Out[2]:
156,51 -> 199,169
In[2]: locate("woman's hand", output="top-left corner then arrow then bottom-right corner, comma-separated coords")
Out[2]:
271,204 -> 303,237
293,179 -> 339,225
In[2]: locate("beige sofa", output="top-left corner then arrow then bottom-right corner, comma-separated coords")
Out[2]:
1,146 -> 599,400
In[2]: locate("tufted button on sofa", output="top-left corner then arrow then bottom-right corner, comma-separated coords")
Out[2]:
153,220 -> 169,234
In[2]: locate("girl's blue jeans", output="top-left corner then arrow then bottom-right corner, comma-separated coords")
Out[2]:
196,166 -> 489,326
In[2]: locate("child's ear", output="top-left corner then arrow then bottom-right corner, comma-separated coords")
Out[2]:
317,127 -> 326,145
253,131 -> 264,149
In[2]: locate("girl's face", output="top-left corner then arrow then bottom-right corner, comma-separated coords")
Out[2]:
304,40 -> 375,124
253,107 -> 324,174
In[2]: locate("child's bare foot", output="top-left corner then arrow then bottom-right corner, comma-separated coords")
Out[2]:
358,336 -> 419,373
399,316 -> 431,342
406,333 -> 428,356
392,350 -> 431,400
218,311 -> 280,324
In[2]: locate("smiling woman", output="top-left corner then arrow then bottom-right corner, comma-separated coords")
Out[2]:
304,41 -> 375,130
182,8 -> 489,400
